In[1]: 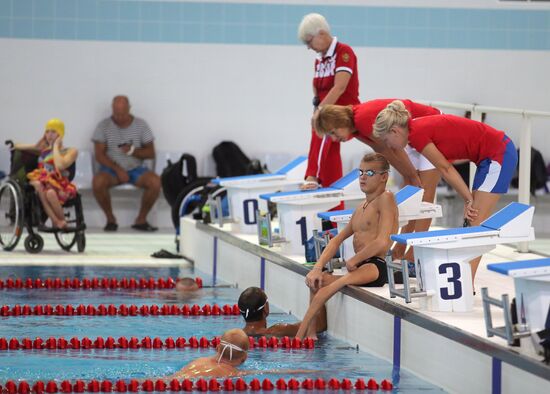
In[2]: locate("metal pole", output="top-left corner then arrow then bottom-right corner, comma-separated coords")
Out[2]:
518,115 -> 532,253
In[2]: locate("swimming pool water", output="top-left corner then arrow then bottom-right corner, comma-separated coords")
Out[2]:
0,265 -> 445,392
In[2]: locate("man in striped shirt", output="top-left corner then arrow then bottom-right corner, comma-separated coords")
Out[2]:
92,95 -> 161,232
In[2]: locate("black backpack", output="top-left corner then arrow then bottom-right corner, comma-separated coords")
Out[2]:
161,154 -> 198,207
212,141 -> 264,177
511,147 -> 548,195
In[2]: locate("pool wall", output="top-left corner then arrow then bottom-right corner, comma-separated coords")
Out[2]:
181,217 -> 550,393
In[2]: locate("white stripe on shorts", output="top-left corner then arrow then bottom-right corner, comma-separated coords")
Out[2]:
476,161 -> 501,192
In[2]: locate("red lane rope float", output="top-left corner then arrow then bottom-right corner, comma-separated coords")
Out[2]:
0,277 -> 203,290
0,377 -> 393,392
0,303 -> 240,317
0,336 -> 315,351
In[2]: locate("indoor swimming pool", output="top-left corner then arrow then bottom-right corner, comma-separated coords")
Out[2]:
0,265 -> 444,392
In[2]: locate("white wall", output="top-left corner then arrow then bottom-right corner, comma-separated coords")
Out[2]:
1,37 -> 550,176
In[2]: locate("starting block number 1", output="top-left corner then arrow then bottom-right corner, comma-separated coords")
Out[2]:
439,263 -> 463,300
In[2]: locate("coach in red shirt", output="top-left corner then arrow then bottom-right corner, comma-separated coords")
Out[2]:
298,13 -> 360,189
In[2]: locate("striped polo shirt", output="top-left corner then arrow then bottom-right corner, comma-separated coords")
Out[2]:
92,117 -> 154,171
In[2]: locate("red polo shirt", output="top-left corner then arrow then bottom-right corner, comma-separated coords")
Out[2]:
306,37 -> 360,186
408,115 -> 507,165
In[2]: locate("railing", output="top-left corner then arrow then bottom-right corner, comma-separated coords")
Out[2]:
418,100 -> 550,252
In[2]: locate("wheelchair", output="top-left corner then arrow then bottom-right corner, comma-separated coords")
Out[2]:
0,141 -> 86,253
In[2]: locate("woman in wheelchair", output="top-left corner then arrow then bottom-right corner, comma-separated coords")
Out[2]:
14,119 -> 78,229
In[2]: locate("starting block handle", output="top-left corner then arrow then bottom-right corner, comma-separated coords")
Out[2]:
386,252 -> 428,303
312,230 -> 331,262
481,288 -> 531,345
256,210 -> 285,247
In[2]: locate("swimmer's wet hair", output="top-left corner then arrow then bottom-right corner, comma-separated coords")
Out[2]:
372,100 -> 411,139
238,287 -> 268,322
298,13 -> 330,44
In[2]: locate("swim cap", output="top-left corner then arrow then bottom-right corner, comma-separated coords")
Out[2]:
45,118 -> 65,138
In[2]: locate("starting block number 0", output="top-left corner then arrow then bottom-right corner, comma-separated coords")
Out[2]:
439,262 -> 463,300
242,199 -> 259,225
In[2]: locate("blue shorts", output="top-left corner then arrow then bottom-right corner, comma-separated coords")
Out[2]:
99,165 -> 149,185
472,136 -> 517,194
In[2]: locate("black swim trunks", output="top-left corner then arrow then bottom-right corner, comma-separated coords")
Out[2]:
356,256 -> 388,287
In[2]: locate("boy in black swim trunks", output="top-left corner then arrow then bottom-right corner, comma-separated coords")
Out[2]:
296,153 -> 398,339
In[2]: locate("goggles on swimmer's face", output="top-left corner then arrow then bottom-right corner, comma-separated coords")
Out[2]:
357,169 -> 389,177
239,298 -> 268,319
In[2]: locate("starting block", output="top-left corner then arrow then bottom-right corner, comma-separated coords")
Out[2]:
482,258 -> 550,359
210,156 -> 307,233
317,186 -> 442,261
258,170 -> 365,256
389,202 -> 535,312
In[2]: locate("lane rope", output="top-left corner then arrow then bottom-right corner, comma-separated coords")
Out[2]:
0,277 -> 203,290
0,336 -> 315,351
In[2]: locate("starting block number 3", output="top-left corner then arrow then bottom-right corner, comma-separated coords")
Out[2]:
439,263 -> 463,300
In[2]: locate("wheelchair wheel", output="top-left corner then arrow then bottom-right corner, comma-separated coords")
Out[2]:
0,180 -> 24,251
55,231 -> 77,251
76,231 -> 86,253
24,233 -> 44,254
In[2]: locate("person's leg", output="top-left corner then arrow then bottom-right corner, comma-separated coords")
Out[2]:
30,181 -> 57,226
132,170 -> 161,225
44,189 -> 66,228
305,272 -> 336,338
92,171 -> 119,226
297,264 -> 380,339
468,190 -> 501,281
403,168 -> 441,262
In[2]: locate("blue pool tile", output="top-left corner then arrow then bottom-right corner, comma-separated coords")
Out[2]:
364,27 -> 386,47
447,9 -> 470,29
468,9 -> 489,29
56,0 -> 76,19
0,17 -> 10,36
55,19 -> 76,39
97,20 -> 118,40
160,22 -> 180,42
264,4 -> 284,25
0,0 -> 10,18
33,0 -> 54,19
428,8 -> 448,29
264,24 -> 283,45
140,22 -> 161,42
202,2 -> 223,24
76,0 -> 97,19
140,2 -> 161,22
386,7 -> 410,28
203,22 -> 223,43
97,0 -> 118,20
182,22 -> 201,42
507,29 -> 528,49
406,28 -> 430,48
76,20 -> 96,40
528,11 -> 548,29
12,19 -> 32,38
244,3 -> 266,24
427,28 -> 448,48
365,7 -> 387,28
488,10 -> 509,30
13,0 -> 32,18
485,30 -> 508,50
223,24 -> 244,44
408,8 -> 429,28
508,11 -> 529,29
161,1 -> 180,23
223,3 -> 243,24
181,2 -> 202,23
120,21 -> 139,41
119,1 -> 140,21
344,26 -> 365,47
33,19 -> 54,38
244,24 -> 265,45
528,30 -> 548,50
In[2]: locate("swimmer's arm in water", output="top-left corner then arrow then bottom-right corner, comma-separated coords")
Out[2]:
265,322 -> 301,337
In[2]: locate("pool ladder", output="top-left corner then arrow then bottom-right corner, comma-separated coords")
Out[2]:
312,230 -> 344,272
481,288 -> 531,345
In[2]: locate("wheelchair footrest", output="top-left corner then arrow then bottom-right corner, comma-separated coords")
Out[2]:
37,224 -> 86,233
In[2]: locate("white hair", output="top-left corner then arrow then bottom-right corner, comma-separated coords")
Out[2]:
298,13 -> 330,43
